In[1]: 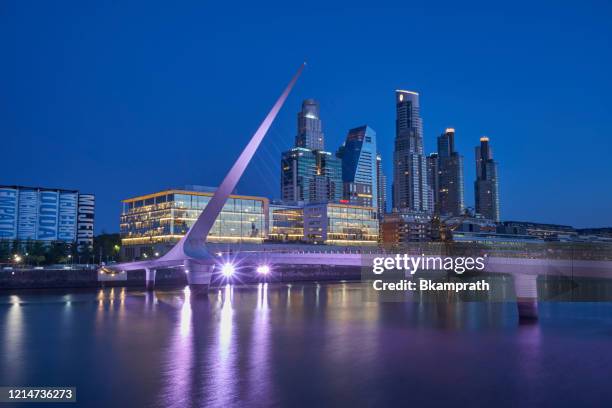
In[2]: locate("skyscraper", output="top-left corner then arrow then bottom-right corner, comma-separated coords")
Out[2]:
295,99 -> 325,150
392,90 -> 431,213
281,99 -> 342,204
281,148 -> 342,203
336,125 -> 378,208
426,153 -> 439,213
475,137 -> 500,221
376,153 -> 387,220
436,128 -> 464,216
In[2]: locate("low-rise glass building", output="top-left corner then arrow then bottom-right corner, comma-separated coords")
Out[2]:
303,203 -> 378,245
120,187 -> 268,259
267,202 -> 304,242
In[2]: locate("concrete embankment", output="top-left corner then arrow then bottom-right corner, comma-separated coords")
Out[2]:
0,264 -> 363,290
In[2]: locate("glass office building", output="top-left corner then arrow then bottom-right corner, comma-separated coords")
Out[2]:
267,202 -> 304,242
281,147 -> 342,204
336,125 -> 378,209
295,99 -> 325,150
281,99 -> 342,204
303,203 -> 378,245
120,187 -> 268,255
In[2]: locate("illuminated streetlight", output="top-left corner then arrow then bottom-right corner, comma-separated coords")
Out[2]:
221,263 -> 235,278
256,265 -> 270,275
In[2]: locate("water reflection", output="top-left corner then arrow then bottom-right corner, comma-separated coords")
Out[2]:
2,297 -> 24,382
180,287 -> 191,338
518,323 -> 543,385
160,286 -> 195,407
247,283 -> 272,404
204,284 -> 236,406
3,282 -> 612,407
219,284 -> 233,356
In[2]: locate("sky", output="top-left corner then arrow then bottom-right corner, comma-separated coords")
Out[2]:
1,0 -> 611,233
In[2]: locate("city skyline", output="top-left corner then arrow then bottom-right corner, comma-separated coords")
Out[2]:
2,4 -> 612,407
2,0 -> 611,232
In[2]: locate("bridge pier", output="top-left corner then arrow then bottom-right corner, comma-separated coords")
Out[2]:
145,268 -> 156,291
185,259 -> 214,297
514,273 -> 539,322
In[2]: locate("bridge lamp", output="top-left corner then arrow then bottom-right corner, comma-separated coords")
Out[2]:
256,265 -> 270,275
221,263 -> 235,278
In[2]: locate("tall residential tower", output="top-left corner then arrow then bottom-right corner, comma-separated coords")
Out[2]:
392,90 -> 431,213
475,137 -> 500,221
436,128 -> 464,216
426,153 -> 439,213
376,153 -> 387,219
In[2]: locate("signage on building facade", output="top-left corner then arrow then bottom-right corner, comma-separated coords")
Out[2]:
17,189 -> 38,240
37,191 -> 59,240
76,194 -> 95,253
0,188 -> 18,240
58,192 -> 78,242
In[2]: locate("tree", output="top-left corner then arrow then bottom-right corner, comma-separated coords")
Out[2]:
28,241 -> 47,266
94,233 -> 122,263
47,242 -> 70,265
0,241 -> 10,263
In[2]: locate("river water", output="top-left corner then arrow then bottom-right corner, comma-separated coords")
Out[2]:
1,282 -> 612,407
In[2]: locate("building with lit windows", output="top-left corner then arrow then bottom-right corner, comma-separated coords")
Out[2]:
280,147 -> 342,203
295,99 -> 325,150
381,211 -> 432,243
475,137 -> 500,221
303,202 -> 378,245
436,128 -> 465,216
393,90 -> 431,213
281,99 -> 342,204
336,125 -> 378,209
426,153 -> 439,213
498,221 -> 576,241
267,201 -> 304,242
120,186 -> 268,259
376,153 -> 387,220
0,185 -> 95,252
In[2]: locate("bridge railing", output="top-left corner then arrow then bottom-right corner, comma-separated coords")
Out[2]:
205,242 -> 612,261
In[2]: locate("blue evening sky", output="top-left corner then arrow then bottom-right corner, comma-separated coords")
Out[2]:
1,0 -> 611,233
